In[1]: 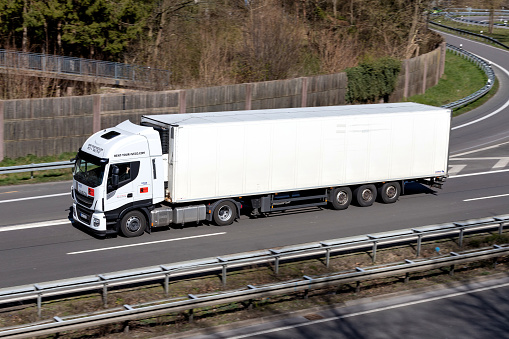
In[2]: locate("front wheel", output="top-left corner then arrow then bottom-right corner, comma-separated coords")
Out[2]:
213,201 -> 237,226
353,184 -> 377,207
120,210 -> 146,237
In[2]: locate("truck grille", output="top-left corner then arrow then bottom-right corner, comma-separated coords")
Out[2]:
75,190 -> 93,208
76,205 -> 92,224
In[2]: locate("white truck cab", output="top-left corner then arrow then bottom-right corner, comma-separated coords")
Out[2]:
72,121 -> 165,236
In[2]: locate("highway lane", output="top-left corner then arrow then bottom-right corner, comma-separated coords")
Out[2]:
1,32 -> 509,287
2,169 -> 509,288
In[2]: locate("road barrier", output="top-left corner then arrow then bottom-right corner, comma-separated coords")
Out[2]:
0,244 -> 507,338
440,43 -> 496,110
0,214 -> 508,318
0,161 -> 74,178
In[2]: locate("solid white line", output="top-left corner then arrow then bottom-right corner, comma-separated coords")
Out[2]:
0,192 -> 68,204
463,193 -> 509,202
448,168 -> 509,178
436,31 -> 509,131
228,281 -> 509,338
0,219 -> 70,232
67,232 -> 227,255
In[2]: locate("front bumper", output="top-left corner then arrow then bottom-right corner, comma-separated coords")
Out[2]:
73,202 -> 108,235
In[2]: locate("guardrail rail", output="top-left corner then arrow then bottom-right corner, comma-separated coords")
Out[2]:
0,214 -> 508,318
0,244 -> 507,338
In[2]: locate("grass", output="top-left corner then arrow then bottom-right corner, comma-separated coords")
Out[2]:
0,152 -> 75,186
406,49 -> 499,116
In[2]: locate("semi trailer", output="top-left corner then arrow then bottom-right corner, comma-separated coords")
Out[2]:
71,103 -> 451,237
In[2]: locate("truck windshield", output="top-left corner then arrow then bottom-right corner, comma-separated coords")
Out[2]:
73,152 -> 107,188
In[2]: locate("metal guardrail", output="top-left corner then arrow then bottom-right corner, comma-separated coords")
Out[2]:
1,214 -> 508,318
0,244 -> 507,338
0,161 -> 74,178
444,12 -> 509,29
430,18 -> 509,49
440,43 -> 496,110
0,49 -> 170,86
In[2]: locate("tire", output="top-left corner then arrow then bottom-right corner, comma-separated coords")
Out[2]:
378,182 -> 401,204
353,184 -> 377,207
213,201 -> 237,226
330,187 -> 352,210
120,210 -> 146,237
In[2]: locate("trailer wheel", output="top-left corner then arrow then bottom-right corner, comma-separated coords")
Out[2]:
213,201 -> 237,226
120,210 -> 146,237
353,184 -> 377,207
378,182 -> 400,204
330,187 -> 352,210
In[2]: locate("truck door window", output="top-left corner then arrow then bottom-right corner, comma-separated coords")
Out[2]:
107,161 -> 140,192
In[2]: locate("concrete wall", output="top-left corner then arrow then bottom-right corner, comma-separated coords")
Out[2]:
0,43 -> 445,160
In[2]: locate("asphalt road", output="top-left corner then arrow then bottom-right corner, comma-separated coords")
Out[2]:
1,33 -> 509,288
185,275 -> 509,339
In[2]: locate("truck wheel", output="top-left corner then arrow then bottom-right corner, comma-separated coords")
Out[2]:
378,182 -> 400,204
353,184 -> 377,207
213,201 -> 237,226
120,210 -> 146,237
330,187 -> 352,210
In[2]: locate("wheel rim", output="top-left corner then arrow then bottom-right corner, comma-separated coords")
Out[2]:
126,216 -> 141,233
385,185 -> 397,199
361,188 -> 373,202
218,205 -> 232,222
336,191 -> 349,205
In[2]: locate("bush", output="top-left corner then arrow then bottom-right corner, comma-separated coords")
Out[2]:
345,57 -> 401,104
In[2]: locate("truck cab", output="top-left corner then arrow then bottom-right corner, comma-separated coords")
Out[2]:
72,121 -> 165,236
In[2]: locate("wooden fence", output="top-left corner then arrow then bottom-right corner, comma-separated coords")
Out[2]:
0,43 -> 445,160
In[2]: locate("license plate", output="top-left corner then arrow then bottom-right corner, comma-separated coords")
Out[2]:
80,212 -> 89,220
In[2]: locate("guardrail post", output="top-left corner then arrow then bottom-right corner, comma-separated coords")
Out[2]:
414,231 -> 423,257
35,284 -> 42,318
458,227 -> 465,248
498,222 -> 504,235
325,247 -> 331,268
270,249 -> 281,275
368,236 -> 378,263
218,257 -> 227,287
99,275 -> 108,307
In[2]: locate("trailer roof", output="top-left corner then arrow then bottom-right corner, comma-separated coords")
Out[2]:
142,102 -> 448,126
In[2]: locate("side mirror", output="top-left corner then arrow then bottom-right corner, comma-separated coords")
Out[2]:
111,165 -> 119,188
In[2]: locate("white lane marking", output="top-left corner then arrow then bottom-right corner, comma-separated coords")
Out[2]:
0,192 -> 68,204
67,232 -> 227,255
227,281 -> 509,338
449,168 -> 509,178
436,32 -> 509,131
451,138 -> 509,157
0,219 -> 70,232
448,164 -> 467,175
463,193 -> 509,202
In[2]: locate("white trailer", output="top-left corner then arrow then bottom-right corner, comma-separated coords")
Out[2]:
71,103 -> 450,237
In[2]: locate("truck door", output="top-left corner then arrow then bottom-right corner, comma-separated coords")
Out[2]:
105,161 -> 139,212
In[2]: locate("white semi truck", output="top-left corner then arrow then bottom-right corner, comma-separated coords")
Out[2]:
71,103 -> 451,237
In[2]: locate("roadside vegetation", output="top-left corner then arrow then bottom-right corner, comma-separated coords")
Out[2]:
0,0 -> 439,98
406,50 -> 499,116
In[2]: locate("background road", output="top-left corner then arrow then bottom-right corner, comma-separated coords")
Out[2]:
186,275 -> 509,339
1,32 -> 509,288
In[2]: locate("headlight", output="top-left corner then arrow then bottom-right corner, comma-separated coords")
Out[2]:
93,218 -> 100,227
